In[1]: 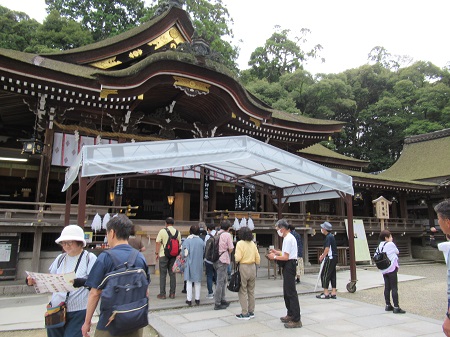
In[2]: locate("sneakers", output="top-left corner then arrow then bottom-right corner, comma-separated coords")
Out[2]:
330,294 -> 337,299
393,307 -> 406,314
206,293 -> 214,299
248,312 -> 255,318
195,300 -> 200,306
385,304 -> 394,311
316,293 -> 330,299
284,321 -> 302,329
156,294 -> 166,299
186,300 -> 192,307
221,301 -> 230,307
280,315 -> 294,323
235,313 -> 251,320
181,289 -> 187,294
214,304 -> 228,310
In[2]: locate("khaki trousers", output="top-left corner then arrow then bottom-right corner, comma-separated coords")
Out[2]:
238,263 -> 256,315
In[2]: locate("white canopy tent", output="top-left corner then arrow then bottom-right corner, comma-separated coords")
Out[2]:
62,136 -> 354,202
62,135 -> 358,292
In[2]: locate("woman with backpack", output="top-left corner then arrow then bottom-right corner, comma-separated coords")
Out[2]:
181,224 -> 205,306
26,225 -> 97,337
376,229 -> 406,314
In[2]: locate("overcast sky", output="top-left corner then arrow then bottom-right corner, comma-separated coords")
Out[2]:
0,0 -> 448,74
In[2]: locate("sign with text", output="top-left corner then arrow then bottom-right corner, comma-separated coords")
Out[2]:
235,184 -> 256,211
203,169 -> 210,200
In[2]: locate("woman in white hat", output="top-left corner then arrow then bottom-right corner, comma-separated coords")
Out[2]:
27,225 -> 97,337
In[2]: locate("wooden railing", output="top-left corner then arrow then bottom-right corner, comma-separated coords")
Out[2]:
0,201 -> 426,235
204,211 -> 425,234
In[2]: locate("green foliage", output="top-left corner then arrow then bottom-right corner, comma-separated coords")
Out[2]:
0,6 -> 40,51
248,27 -> 323,83
25,10 -> 93,52
45,0 -> 149,41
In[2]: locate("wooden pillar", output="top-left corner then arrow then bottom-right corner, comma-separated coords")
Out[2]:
399,194 -> 408,219
335,198 -> 345,216
78,177 -> 87,227
31,226 -> 43,272
35,128 -> 54,203
427,201 -> 435,227
302,229 -> 309,265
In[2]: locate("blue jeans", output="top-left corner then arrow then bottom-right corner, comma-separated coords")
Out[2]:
47,309 -> 86,337
205,262 -> 216,294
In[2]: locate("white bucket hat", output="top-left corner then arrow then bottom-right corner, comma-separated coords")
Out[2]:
55,225 -> 86,247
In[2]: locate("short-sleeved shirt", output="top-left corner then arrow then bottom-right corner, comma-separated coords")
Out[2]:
291,229 -> 303,258
282,232 -> 298,260
324,233 -> 338,259
49,250 -> 97,312
85,244 -> 149,331
217,230 -> 234,264
155,226 -> 181,257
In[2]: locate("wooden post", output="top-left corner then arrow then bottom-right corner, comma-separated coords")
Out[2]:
31,226 -> 43,272
35,128 -> 54,203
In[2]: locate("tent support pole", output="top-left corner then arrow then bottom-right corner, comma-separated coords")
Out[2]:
77,177 -> 87,228
344,193 -> 357,293
64,185 -> 72,226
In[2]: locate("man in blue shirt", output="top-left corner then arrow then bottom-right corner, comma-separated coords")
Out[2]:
82,215 -> 149,337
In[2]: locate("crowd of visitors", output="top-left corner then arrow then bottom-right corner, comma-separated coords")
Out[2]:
24,198 -> 450,335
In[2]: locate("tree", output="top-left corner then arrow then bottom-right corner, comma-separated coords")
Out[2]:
45,0 -> 149,41
248,26 -> 323,83
25,10 -> 93,53
0,6 -> 40,51
368,46 -> 412,71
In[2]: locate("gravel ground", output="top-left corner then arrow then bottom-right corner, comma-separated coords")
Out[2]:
338,262 -> 448,321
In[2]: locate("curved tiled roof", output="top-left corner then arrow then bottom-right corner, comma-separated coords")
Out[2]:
379,129 -> 450,181
299,144 -> 369,163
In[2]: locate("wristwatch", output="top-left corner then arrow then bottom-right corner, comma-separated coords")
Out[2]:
446,312 -> 450,319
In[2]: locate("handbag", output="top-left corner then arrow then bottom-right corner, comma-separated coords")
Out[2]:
172,254 -> 186,273
45,302 -> 67,329
44,251 -> 85,329
374,242 -> 391,270
227,263 -> 241,292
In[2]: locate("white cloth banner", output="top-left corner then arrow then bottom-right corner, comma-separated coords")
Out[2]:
52,132 -> 117,167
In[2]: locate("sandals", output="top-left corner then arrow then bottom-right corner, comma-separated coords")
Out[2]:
316,293 -> 330,299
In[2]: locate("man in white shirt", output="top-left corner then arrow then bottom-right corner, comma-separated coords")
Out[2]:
267,219 -> 302,329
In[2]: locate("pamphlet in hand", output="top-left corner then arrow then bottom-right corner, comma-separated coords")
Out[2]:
25,271 -> 76,293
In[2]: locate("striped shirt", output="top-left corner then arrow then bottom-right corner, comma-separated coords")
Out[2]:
49,251 -> 97,312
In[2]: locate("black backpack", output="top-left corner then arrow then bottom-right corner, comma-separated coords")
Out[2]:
164,228 -> 180,258
205,232 -> 224,263
98,249 -> 149,336
374,242 -> 391,270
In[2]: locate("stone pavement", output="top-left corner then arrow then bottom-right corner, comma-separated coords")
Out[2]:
0,267 -> 444,336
